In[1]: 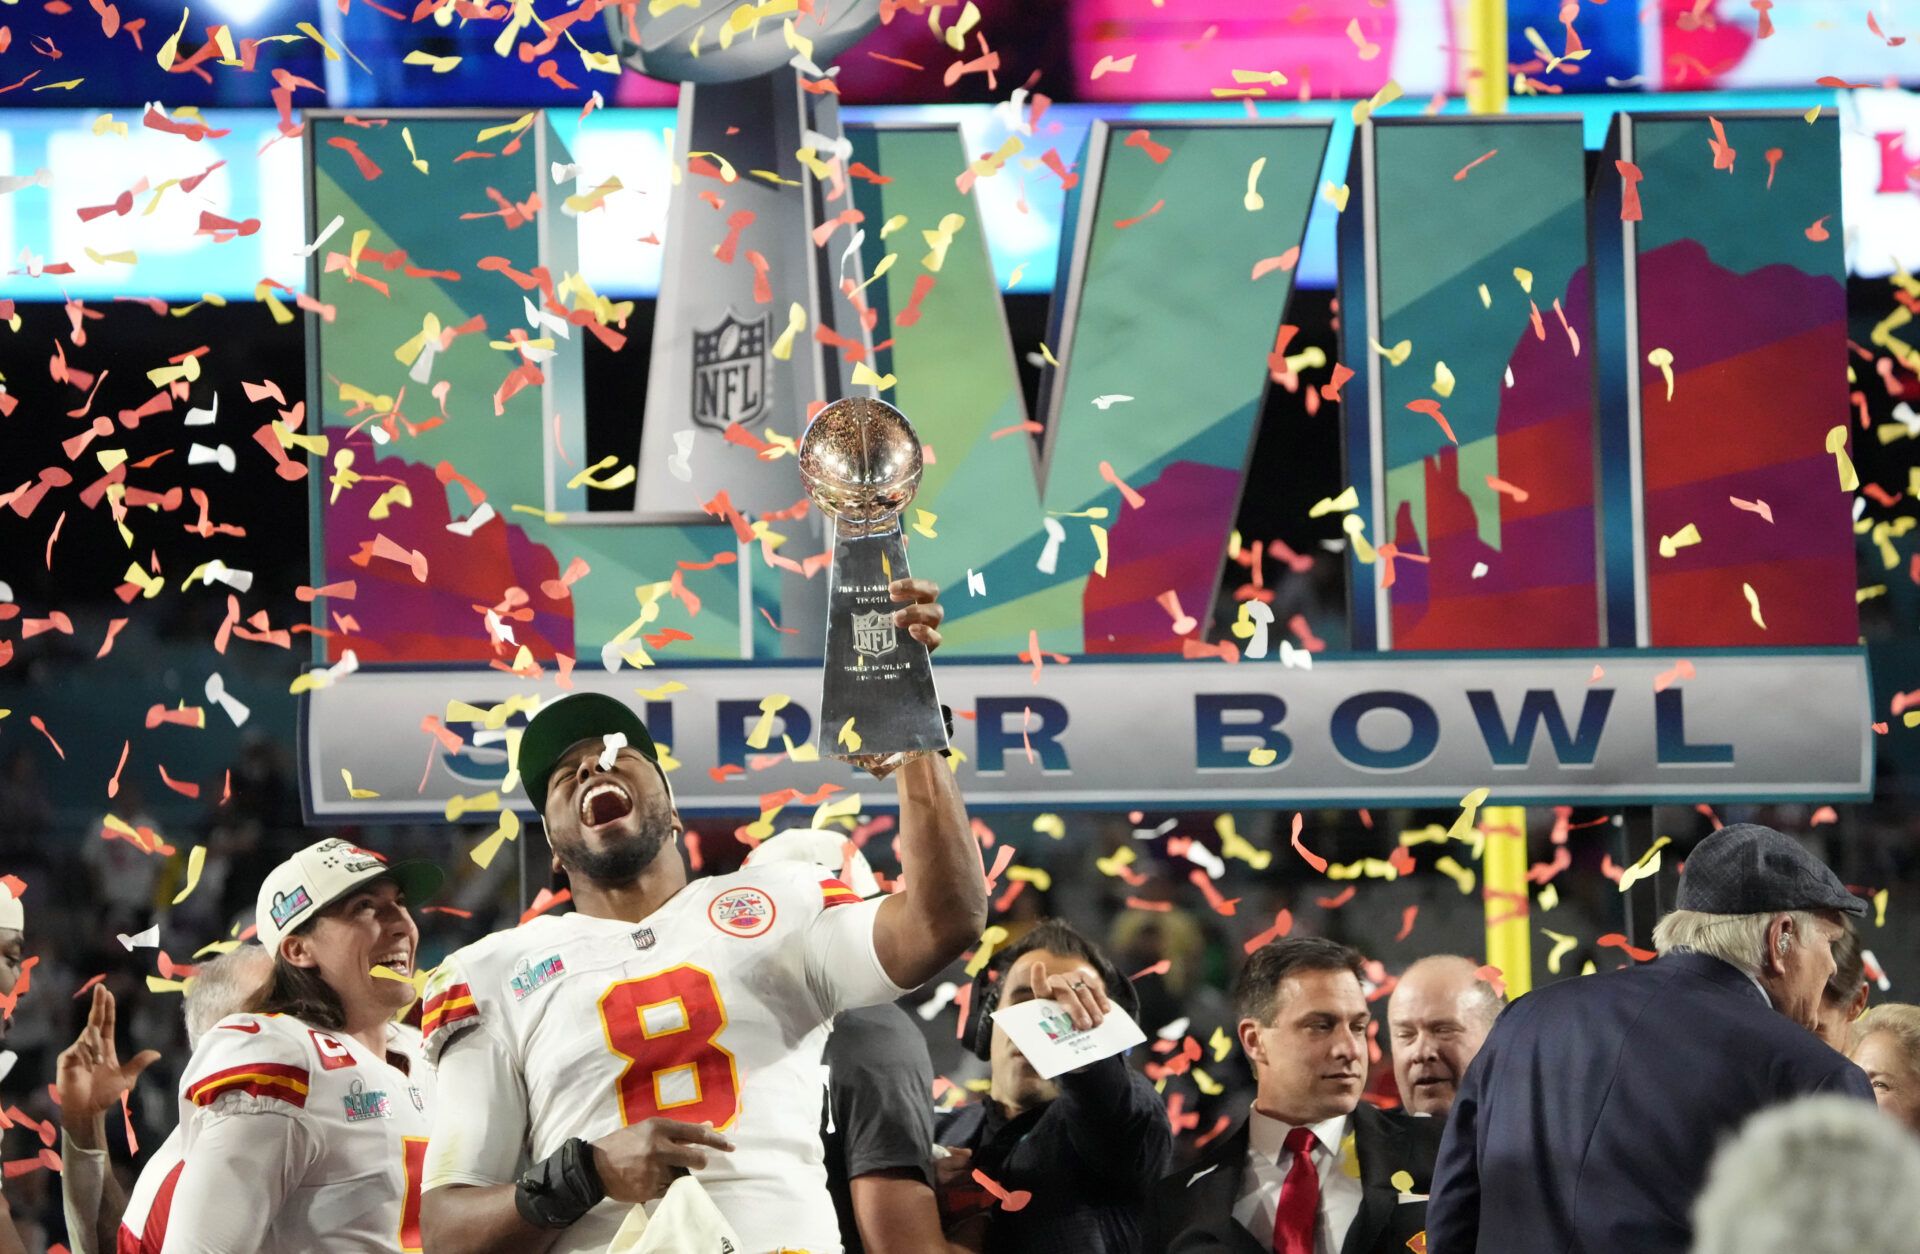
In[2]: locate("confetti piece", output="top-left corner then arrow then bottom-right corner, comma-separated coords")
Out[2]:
1653,659 -> 1696,693
1309,486 -> 1359,517
469,810 -> 521,869
1243,908 -> 1294,953
1113,199 -> 1166,231
1657,523 -> 1702,558
1615,160 -> 1644,221
1433,856 -> 1476,894
171,846 -> 207,904
1099,461 -> 1146,509
1371,338 -> 1411,366
1244,157 -> 1266,211
1827,425 -> 1859,491
1345,17 -> 1380,60
1542,929 -> 1578,974
1742,582 -> 1767,630
837,718 -> 861,752
1805,215 -> 1831,242
1646,347 -> 1675,401
1453,149 -> 1498,181
971,1168 -> 1032,1212
1617,836 -> 1671,893
1407,399 -> 1456,444
1090,53 -> 1135,79
1597,933 -> 1657,962
1290,813 -> 1328,873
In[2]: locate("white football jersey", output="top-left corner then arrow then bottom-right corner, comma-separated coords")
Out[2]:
116,1125 -> 183,1253
419,862 -> 906,1254
161,1014 -> 434,1254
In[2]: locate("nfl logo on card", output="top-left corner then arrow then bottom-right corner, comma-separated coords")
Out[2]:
707,887 -> 776,939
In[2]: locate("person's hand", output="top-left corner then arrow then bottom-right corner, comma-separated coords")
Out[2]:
55,985 -> 161,1145
931,1144 -> 974,1192
1030,961 -> 1112,1033
889,578 -> 945,653
590,1118 -> 735,1204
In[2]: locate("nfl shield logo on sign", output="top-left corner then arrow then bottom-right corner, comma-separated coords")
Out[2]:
691,310 -> 769,432
852,611 -> 896,659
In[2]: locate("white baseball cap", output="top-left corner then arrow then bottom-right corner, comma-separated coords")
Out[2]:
743,828 -> 881,899
254,838 -> 442,956
0,884 -> 22,933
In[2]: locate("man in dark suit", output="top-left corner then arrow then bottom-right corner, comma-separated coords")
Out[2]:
1151,937 -> 1443,1254
1427,823 -> 1876,1254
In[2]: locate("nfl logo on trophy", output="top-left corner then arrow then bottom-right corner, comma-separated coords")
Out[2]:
852,611 -> 897,659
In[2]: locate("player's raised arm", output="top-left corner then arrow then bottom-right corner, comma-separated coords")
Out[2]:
869,578 -> 989,990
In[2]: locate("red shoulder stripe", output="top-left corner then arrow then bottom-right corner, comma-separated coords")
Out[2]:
186,1062 -> 310,1108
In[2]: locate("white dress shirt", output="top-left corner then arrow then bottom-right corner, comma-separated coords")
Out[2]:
1232,1108 -> 1362,1254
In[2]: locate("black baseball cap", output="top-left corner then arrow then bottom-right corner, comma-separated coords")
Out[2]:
516,693 -> 660,819
1675,823 -> 1867,917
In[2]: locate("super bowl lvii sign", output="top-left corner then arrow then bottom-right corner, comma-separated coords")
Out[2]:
296,100 -> 1871,819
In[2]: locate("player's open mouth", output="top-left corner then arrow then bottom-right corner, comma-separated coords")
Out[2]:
376,949 -> 412,975
580,780 -> 635,829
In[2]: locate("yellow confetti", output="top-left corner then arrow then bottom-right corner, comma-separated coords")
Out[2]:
146,977 -> 188,995
1826,425 -> 1859,491
172,845 -> 207,905
1433,361 -> 1455,398
476,113 -> 536,143
567,455 -> 637,492
1216,814 -> 1273,870
635,681 -> 688,700
1309,486 -> 1359,517
402,127 -> 429,174
771,303 -> 806,361
1350,79 -> 1402,125
964,925 -> 1010,977
851,361 -> 898,392
403,49 -> 461,73
1542,928 -> 1578,974
1248,746 -> 1278,767
1370,338 -> 1411,366
1647,346 -> 1675,401
1192,1067 -> 1224,1097
920,212 -> 966,272
1244,157 -> 1267,211
1096,846 -> 1138,878
1448,787 -> 1490,844
1478,283 -> 1492,308
1090,523 -> 1109,577
93,114 -> 129,137
1873,888 -> 1888,927
1007,865 -> 1052,891
444,791 -> 502,821
1538,882 -> 1559,912
1513,267 -> 1534,294
1618,835 -> 1671,893
1657,523 -> 1702,558
1322,181 -> 1351,212
1804,105 -> 1821,124
911,508 -> 938,539
295,20 -> 342,61
837,717 -> 861,751
469,810 -> 521,868
156,6 -> 191,69
746,694 -> 791,750
1209,1026 -> 1232,1061
1433,855 -> 1476,894
1343,513 -> 1378,564
146,354 -> 202,388
1741,582 -> 1767,630
1391,1170 -> 1415,1194
341,768 -> 379,800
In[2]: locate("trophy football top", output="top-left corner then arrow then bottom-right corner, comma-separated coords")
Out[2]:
798,396 -> 924,536
605,0 -> 881,84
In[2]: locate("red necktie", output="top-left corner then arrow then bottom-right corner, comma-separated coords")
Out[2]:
1272,1126 -> 1321,1254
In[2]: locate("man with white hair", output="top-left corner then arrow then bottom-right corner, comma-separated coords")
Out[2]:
1427,823 -> 1875,1254
57,945 -> 274,1254
1386,956 -> 1504,1117
743,828 -> 947,1254
1690,1095 -> 1920,1254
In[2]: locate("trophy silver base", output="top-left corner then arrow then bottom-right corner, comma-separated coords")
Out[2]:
821,527 -> 948,778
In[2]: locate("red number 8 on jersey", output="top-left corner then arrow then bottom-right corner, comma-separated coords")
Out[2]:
598,965 -> 742,1130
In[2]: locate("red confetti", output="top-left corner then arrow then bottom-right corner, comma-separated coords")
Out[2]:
517,888 -> 571,925
28,716 -> 64,760
970,1168 -> 1032,1212
1243,908 -> 1294,953
1112,198 -> 1166,230
1453,148 -> 1498,180
1597,933 -> 1657,962
1290,812 -> 1328,873
1395,905 -> 1419,941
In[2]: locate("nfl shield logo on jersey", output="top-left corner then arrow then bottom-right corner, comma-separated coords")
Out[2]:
631,927 -> 656,951
707,887 -> 776,939
852,611 -> 896,659
691,310 -> 768,432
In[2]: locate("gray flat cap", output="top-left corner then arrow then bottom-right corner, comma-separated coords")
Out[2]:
1676,823 -> 1866,917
